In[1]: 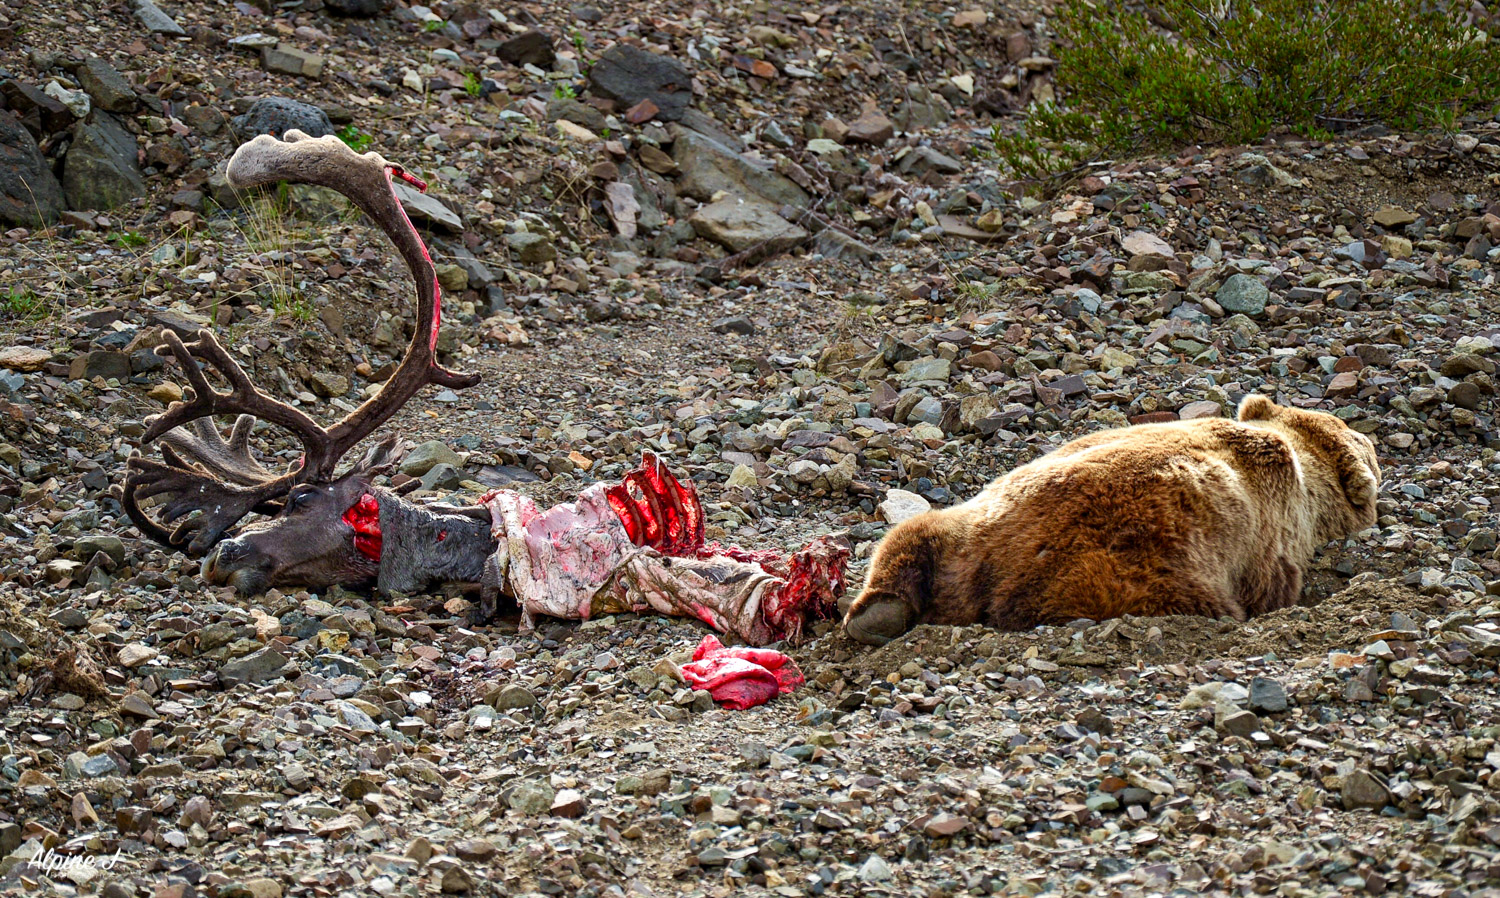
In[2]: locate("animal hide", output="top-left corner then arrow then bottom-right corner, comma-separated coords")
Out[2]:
480,454 -> 849,646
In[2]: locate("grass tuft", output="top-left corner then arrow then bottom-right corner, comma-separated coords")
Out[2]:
996,0 -> 1500,184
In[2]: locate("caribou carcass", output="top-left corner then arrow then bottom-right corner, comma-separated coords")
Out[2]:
120,131 -> 848,646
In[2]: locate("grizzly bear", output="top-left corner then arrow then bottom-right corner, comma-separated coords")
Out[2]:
843,396 -> 1380,644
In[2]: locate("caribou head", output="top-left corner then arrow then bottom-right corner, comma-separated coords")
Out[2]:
122,130 -> 496,595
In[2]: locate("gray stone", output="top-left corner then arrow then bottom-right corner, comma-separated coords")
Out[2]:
857,855 -> 893,882
80,753 -> 121,777
0,112 -> 63,226
690,199 -> 808,254
230,97 -> 334,141
1215,274 -> 1269,317
1333,241 -> 1368,265
588,44 -> 693,121
672,129 -> 810,209
63,113 -> 145,211
78,58 -> 138,113
69,351 -> 131,381
133,0 -> 186,36
505,231 -> 557,264
497,31 -> 555,69
1085,793 -> 1119,812
262,44 -> 324,78
898,145 -> 963,176
489,684 -> 538,712
879,489 -> 930,524
760,120 -> 793,148
420,462 -> 465,491
712,316 -> 756,335
891,84 -> 949,131
1340,770 -> 1390,811
50,606 -> 88,628
73,534 -> 126,565
812,227 -> 882,263
908,396 -> 943,425
325,0 -> 387,15
335,701 -> 379,733
508,780 -> 555,815
220,647 -> 289,687
898,357 -> 951,384
400,440 -> 462,477
1237,163 -> 1299,188
392,181 -> 462,232
1248,677 -> 1289,713
448,244 -> 495,289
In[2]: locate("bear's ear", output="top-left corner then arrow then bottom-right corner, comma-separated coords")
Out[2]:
1237,394 -> 1277,422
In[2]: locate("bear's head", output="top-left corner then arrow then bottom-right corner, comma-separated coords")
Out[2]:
1237,395 -> 1380,542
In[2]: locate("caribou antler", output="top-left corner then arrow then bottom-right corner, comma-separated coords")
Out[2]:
123,130 -> 481,554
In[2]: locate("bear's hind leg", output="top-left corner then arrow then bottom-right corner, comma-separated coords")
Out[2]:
1238,555 -> 1303,617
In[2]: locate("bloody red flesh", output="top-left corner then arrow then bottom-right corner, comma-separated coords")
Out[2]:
341,492 -> 383,561
340,452 -> 848,644
604,450 -> 703,554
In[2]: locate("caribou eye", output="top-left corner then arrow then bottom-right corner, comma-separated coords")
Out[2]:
287,489 -> 317,512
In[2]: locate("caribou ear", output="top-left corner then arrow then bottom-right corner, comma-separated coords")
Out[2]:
347,435 -> 403,479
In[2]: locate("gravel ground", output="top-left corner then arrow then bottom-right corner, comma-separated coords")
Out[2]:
1,0 -> 1500,896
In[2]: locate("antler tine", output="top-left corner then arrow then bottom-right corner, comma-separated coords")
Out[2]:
144,329 -> 329,455
126,326 -> 327,552
122,455 -> 292,554
227,130 -> 480,474
157,416 -> 277,487
124,133 -> 484,555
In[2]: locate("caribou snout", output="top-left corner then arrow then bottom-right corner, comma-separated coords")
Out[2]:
201,539 -> 271,595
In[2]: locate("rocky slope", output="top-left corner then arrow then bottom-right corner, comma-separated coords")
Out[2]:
0,0 -> 1499,896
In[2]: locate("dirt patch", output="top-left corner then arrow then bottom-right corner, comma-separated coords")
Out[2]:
803,578 -> 1443,686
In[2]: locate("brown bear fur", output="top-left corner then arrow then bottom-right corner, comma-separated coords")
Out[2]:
843,396 -> 1380,645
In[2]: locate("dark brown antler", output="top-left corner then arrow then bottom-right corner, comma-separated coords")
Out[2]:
123,130 -> 481,554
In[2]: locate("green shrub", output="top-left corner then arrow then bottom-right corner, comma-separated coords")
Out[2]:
336,125 -> 374,154
996,0 -> 1500,182
1,287 -> 50,322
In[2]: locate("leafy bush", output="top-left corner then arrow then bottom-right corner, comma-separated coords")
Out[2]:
1,287 -> 49,322
995,0 -> 1500,181
336,125 -> 374,154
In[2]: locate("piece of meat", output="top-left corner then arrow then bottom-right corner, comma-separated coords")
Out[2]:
479,455 -> 851,645
341,492 -> 383,561
680,634 -> 804,709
